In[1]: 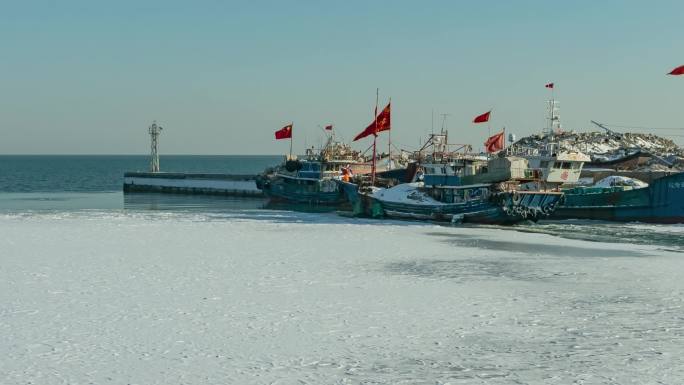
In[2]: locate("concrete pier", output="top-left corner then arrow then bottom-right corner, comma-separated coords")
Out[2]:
123,172 -> 263,197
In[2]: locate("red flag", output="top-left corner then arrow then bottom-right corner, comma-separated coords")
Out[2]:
668,65 -> 684,75
324,124 -> 333,131
274,124 -> 292,140
473,110 -> 491,124
353,103 -> 391,141
545,82 -> 554,88
484,131 -> 505,153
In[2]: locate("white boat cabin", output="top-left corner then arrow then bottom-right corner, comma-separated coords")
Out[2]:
526,151 -> 590,184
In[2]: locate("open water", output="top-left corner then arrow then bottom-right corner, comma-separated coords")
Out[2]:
0,155 -> 280,211
0,155 -> 281,193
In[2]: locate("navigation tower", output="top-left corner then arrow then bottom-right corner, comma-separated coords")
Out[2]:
149,121 -> 163,172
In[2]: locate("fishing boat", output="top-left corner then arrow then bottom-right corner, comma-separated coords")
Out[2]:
506,98 -> 684,223
258,96 -> 409,206
509,137 -> 684,223
342,156 -> 572,224
256,135 -> 406,205
339,129 -> 588,224
551,172 -> 684,223
256,137 -> 362,205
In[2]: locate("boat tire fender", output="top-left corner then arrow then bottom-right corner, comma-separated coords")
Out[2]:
512,191 -> 522,205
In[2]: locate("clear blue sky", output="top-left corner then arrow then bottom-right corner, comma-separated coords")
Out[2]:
1,0 -> 682,154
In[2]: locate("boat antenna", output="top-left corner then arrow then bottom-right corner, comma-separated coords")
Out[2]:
431,108 -> 434,135
440,113 -> 450,135
440,113 -> 450,155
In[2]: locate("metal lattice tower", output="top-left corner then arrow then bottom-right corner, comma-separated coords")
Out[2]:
545,99 -> 562,137
148,121 -> 163,172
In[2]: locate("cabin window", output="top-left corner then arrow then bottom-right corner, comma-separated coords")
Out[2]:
553,162 -> 562,169
562,162 -> 571,169
311,163 -> 320,172
571,162 -> 581,169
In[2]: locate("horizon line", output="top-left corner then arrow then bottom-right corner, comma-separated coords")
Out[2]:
0,153 -> 289,157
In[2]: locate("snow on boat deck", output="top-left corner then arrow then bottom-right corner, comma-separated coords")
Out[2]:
1,211 -> 683,384
373,181 -> 442,205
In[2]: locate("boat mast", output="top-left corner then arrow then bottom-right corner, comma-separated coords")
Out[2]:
387,97 -> 392,170
371,88 -> 379,185
440,113 -> 450,159
546,87 -> 561,137
289,122 -> 293,159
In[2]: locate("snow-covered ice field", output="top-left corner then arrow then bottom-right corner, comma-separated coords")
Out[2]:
1,211 -> 683,384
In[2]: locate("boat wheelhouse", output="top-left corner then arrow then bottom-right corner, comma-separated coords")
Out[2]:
505,137 -> 591,191
523,151 -> 590,186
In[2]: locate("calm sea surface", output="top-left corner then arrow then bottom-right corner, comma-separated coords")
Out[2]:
0,155 -> 280,211
0,155 -> 280,192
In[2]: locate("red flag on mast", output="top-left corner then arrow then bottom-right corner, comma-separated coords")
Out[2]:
324,124 -> 333,131
668,65 -> 684,75
353,103 -> 391,141
473,111 -> 491,124
484,131 -> 505,153
274,124 -> 293,140
545,82 -> 554,88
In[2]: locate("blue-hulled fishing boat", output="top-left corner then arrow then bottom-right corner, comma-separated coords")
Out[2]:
256,136 -> 406,206
552,172 -> 684,223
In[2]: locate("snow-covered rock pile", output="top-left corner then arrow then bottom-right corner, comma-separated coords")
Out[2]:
513,131 -> 684,170
593,176 -> 649,189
